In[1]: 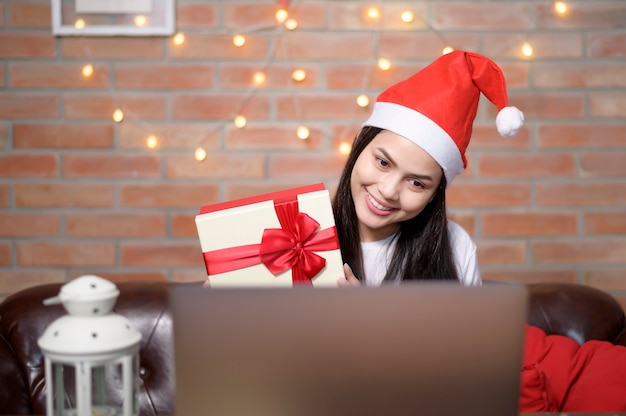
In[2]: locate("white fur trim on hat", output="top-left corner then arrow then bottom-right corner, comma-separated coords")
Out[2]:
363,101 -> 465,187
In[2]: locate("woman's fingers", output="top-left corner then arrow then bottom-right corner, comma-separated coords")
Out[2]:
337,263 -> 360,287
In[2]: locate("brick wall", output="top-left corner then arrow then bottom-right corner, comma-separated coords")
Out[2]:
1,0 -> 625,307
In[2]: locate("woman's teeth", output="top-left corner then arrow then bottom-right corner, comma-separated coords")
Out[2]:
367,192 -> 392,211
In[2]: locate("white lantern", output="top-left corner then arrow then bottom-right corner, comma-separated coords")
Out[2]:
38,275 -> 142,416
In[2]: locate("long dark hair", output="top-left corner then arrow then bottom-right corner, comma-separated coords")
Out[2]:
332,126 -> 459,283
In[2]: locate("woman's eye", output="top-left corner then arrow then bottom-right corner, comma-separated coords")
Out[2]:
376,157 -> 389,167
410,179 -> 424,189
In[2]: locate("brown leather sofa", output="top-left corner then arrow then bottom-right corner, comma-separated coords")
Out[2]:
1,281 -> 625,415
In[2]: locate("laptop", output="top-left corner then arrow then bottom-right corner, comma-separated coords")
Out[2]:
170,283 -> 528,416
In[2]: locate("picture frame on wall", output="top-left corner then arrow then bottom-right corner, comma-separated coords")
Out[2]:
51,0 -> 176,36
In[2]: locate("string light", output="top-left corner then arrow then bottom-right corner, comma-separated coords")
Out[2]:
377,58 -> 391,71
232,34 -> 246,47
134,15 -> 147,27
521,42 -> 534,57
400,11 -> 414,23
173,33 -> 185,45
284,19 -> 298,30
74,19 -> 85,29
292,69 -> 306,82
253,71 -> 266,85
366,7 -> 380,20
356,95 -> 370,108
555,1 -> 568,14
234,115 -> 247,128
275,9 -> 288,23
442,46 -> 454,55
112,109 -> 124,123
338,141 -> 352,155
296,126 -> 310,140
195,147 -> 207,161
146,135 -> 158,149
81,64 -> 93,77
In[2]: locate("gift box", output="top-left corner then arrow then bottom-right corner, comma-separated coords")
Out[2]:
195,183 -> 345,287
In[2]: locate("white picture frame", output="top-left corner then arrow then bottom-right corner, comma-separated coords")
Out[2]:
51,0 -> 175,36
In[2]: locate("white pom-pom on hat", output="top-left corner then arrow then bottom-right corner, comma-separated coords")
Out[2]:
496,106 -> 524,138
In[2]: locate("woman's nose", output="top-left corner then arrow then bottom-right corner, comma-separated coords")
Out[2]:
378,175 -> 400,200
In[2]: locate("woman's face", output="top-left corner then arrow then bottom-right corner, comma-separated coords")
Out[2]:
350,130 -> 444,242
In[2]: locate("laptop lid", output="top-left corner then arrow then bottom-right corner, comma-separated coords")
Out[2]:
170,283 -> 528,416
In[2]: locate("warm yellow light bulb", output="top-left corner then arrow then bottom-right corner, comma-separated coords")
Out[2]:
195,147 -> 207,161
339,141 -> 352,155
296,126 -> 310,140
378,58 -> 391,71
284,19 -> 298,30
81,64 -> 93,77
233,34 -> 246,47
234,115 -> 247,128
356,95 -> 370,108
522,42 -> 534,57
74,18 -> 86,29
146,135 -> 158,149
555,1 -> 568,14
292,69 -> 306,82
400,10 -> 414,23
253,72 -> 266,85
112,109 -> 124,123
276,9 -> 288,23
134,15 -> 147,27
173,33 -> 185,45
367,7 -> 380,20
442,46 -> 454,55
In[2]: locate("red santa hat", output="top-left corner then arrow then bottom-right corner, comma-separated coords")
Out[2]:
363,50 -> 524,186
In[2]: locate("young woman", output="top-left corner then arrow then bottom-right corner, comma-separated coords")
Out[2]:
333,50 -> 522,287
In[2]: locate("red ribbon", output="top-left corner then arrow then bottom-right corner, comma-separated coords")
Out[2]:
203,198 -> 339,285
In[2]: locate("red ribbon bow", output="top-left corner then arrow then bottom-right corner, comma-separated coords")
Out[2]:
203,198 -> 339,285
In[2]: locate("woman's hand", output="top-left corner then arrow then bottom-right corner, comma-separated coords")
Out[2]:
337,263 -> 360,287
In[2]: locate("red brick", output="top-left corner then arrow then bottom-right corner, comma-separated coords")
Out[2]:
62,38 -> 163,59
378,33 -> 479,61
483,33 -> 583,59
476,240 -> 526,265
584,212 -> 626,235
171,212 -> 197,237
590,92 -> 626,118
0,270 -> 66,295
0,213 -> 61,237
120,184 -> 218,208
469,125 -> 531,149
14,123 -> 114,149
8,1 -> 51,28
537,182 -> 626,207
63,94 -> 166,119
17,241 -> 116,266
176,2 -> 217,29
478,153 -> 575,178
0,242 -> 11,265
533,239 -> 626,264
482,212 -> 578,237
116,64 -> 214,90
121,242 -> 202,266
584,268 -> 626,291
269,154 -> 346,178
507,93 -> 584,118
447,212 -> 476,236
223,182 -> 316,201
172,95 -> 270,120
329,3 -> 427,30
536,2 -> 626,29
69,270 -> 168,283
534,62 -> 626,88
0,185 -> 9,208
0,4 -> 4,27
273,33 -> 375,60
168,34 -> 268,60
226,125 -> 323,150
538,124 -> 626,148
119,122 -> 220,149
447,183 -> 531,208
0,65 -> 4,88
0,33 -> 55,57
225,3 -> 325,30
15,183 -> 115,208
63,154 -> 161,178
66,213 -> 167,237
580,152 -> 626,177
0,154 -> 58,177
172,268 -> 207,283
481,269 -> 578,284
277,95 -> 371,120
0,123 -> 7,149
10,63 -> 110,89
589,33 -> 626,57
326,64 -> 421,91
433,3 -> 529,29
221,64 -> 319,90
167,154 -> 265,179
0,93 -> 59,118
